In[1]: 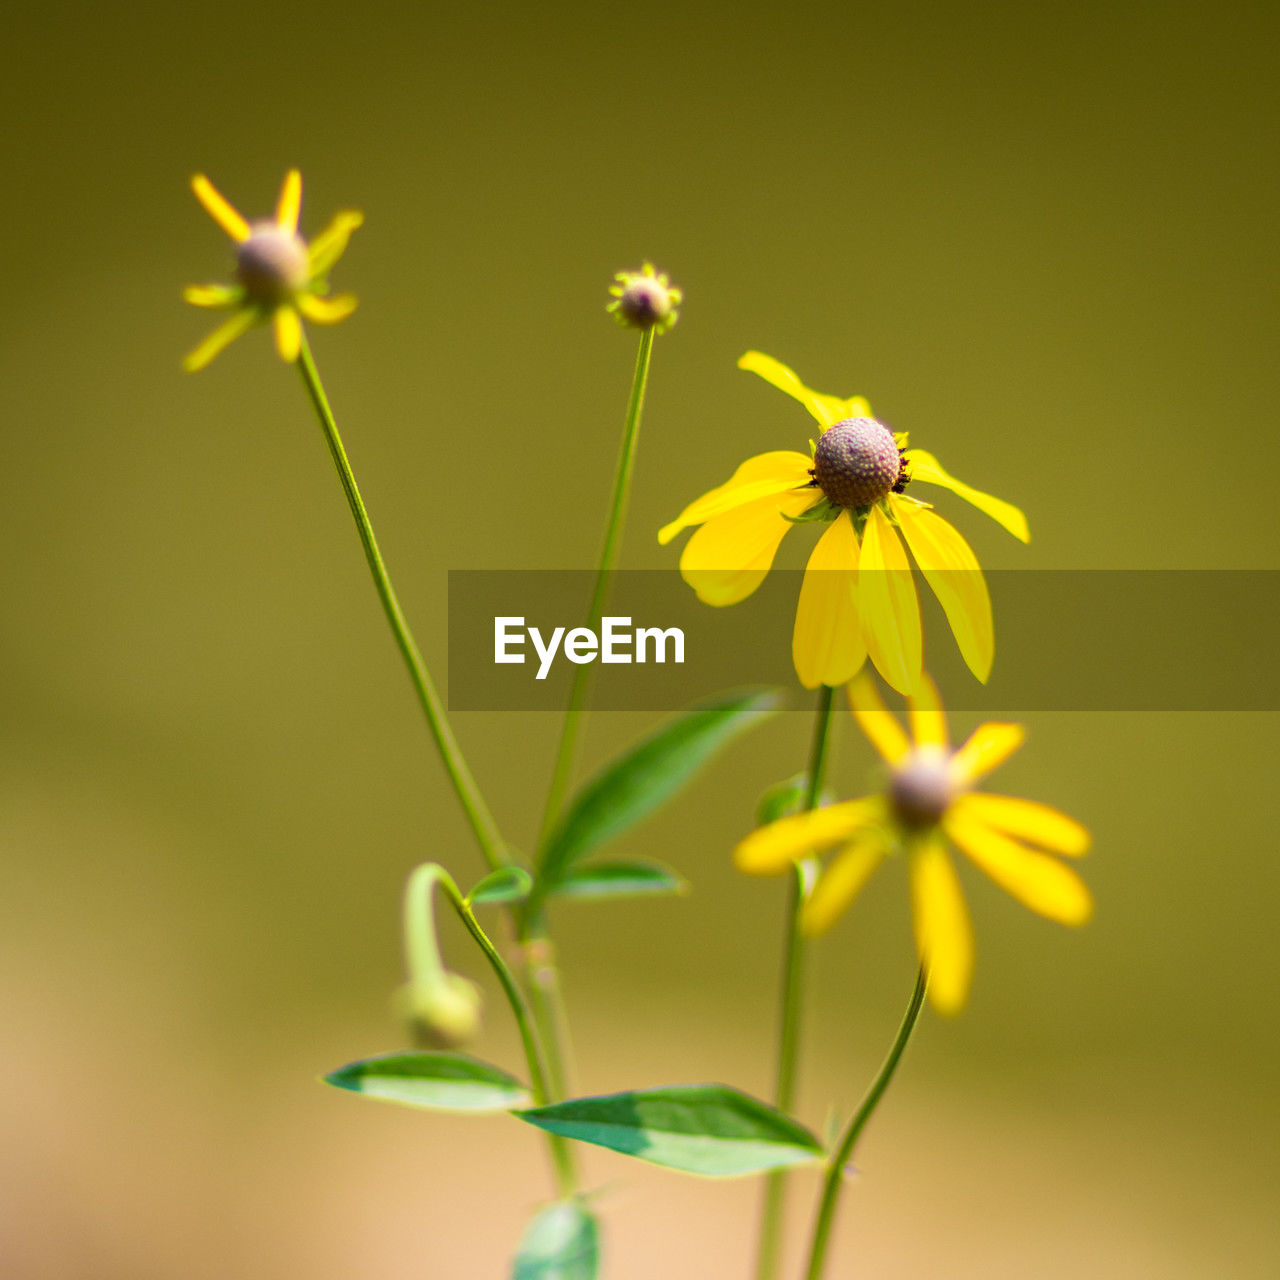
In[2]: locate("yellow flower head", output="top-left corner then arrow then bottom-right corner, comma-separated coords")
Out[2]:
734,672 -> 1092,1015
659,353 -> 1030,693
183,170 -> 363,371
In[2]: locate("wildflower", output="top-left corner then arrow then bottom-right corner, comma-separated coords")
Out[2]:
734,673 -> 1092,1015
659,352 -> 1029,693
607,263 -> 681,334
183,169 -> 363,371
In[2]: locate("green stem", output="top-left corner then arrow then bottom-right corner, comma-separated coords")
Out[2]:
754,684 -> 837,1280
404,865 -> 576,1196
537,326 -> 656,847
804,966 -> 928,1280
295,335 -> 505,873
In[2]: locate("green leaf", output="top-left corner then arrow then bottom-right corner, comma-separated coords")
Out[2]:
515,1084 -> 824,1177
323,1051 -> 531,1112
535,688 -> 782,898
468,865 -> 534,906
513,1200 -> 600,1280
549,859 -> 686,902
755,772 -> 837,826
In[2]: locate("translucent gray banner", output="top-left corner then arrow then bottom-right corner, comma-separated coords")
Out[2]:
446,570 -> 1280,711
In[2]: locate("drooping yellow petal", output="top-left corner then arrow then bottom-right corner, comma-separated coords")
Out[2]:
191,174 -> 250,242
792,514 -> 866,689
297,292 -> 359,324
273,306 -> 302,363
949,722 -> 1025,784
737,351 -> 870,430
893,498 -> 994,684
275,168 -> 303,234
183,284 -> 242,309
905,670 -> 948,750
659,451 -> 814,545
734,798 -> 883,876
307,210 -> 365,277
679,489 -> 813,605
902,449 -> 1029,543
846,669 -> 910,764
182,309 -> 258,372
801,833 -> 887,935
952,793 -> 1091,857
859,505 -> 923,696
909,838 -> 974,1016
944,811 -> 1093,925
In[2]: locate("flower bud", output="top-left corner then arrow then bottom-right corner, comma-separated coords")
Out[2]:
396,973 -> 483,1049
607,263 -> 682,334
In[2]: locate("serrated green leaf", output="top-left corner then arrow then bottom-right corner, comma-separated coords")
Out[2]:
549,859 -> 686,902
323,1051 -> 531,1112
535,688 -> 782,900
513,1200 -> 599,1280
469,865 -> 534,906
515,1084 -> 824,1177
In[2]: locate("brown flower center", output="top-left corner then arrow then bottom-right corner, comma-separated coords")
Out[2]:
236,224 -> 310,307
811,417 -> 904,508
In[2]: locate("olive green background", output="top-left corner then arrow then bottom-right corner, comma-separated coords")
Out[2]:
3,0 -> 1278,1276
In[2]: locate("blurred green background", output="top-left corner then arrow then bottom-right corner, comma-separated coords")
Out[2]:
3,0 -> 1278,1275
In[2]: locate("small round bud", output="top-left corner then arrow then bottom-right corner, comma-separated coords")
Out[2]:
236,223 -> 310,308
890,750 -> 956,829
607,263 -> 682,334
812,417 -> 903,509
396,974 -> 483,1050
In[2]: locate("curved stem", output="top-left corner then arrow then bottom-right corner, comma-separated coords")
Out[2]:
537,326 -> 655,847
754,684 -> 837,1280
295,335 -> 505,872
404,864 -> 576,1196
803,966 -> 928,1280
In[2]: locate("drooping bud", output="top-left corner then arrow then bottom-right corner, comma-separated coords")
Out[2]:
396,973 -> 484,1050
812,417 -> 903,509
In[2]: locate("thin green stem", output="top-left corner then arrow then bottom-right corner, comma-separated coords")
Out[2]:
537,326 -> 656,848
754,684 -> 837,1280
804,966 -> 928,1280
404,865 -> 576,1196
295,335 -> 505,873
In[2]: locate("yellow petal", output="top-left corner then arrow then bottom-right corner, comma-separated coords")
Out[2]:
297,292 -> 359,324
734,798 -> 882,876
307,210 -> 364,277
679,489 -> 812,605
659,451 -> 814,545
801,833 -> 886,935
952,793 -> 1090,857
904,670 -> 948,751
902,449 -> 1030,543
893,499 -> 994,684
950,722 -> 1025,784
182,309 -> 258,372
859,505 -> 923,696
910,838 -> 974,1016
737,351 -> 870,429
190,174 -> 250,242
183,284 -> 242,309
944,811 -> 1093,925
845,669 -> 910,764
273,307 -> 302,363
792,514 -> 866,689
276,169 -> 303,233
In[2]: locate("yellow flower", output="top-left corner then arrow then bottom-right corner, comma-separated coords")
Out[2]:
734,672 -> 1092,1015
659,352 -> 1029,693
183,169 -> 363,372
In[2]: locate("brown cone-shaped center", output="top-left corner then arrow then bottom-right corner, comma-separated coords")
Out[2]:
236,224 -> 310,307
812,417 -> 902,508
890,750 -> 955,828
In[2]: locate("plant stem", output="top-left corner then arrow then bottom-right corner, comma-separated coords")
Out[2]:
537,326 -> 655,848
405,864 -> 576,1196
754,684 -> 837,1280
803,966 -> 928,1280
295,335 -> 505,873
